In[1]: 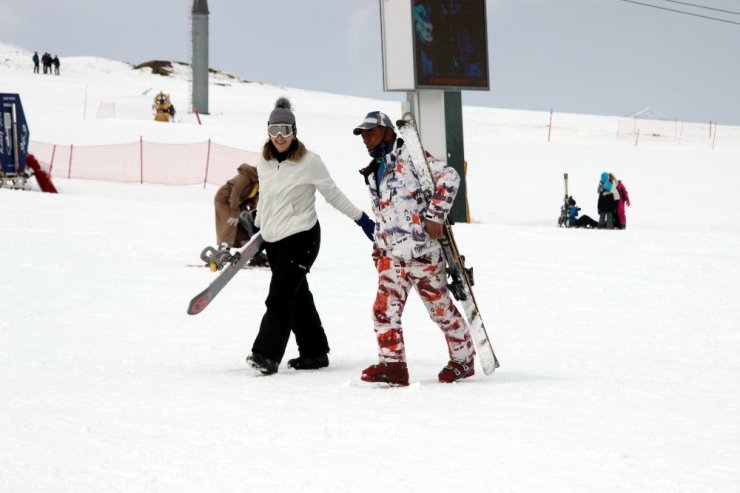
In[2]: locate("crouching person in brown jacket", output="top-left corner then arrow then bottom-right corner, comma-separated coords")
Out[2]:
213,163 -> 268,266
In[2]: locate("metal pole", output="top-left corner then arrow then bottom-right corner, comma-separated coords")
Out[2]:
202,138 -> 211,189
444,91 -> 467,223
82,85 -> 88,121
67,144 -> 73,179
49,144 -> 57,176
10,103 -> 20,175
139,136 -> 144,184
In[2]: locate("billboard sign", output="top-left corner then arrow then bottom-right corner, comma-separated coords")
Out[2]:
380,0 -> 489,91
412,0 -> 489,89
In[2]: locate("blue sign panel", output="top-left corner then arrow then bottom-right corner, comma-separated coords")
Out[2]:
0,93 -> 30,175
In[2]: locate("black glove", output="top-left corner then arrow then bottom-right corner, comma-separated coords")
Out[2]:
355,212 -> 375,241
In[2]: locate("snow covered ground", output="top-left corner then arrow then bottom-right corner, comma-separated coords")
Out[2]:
1,42 -> 739,492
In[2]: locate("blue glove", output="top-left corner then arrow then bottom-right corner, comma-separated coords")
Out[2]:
355,212 -> 375,241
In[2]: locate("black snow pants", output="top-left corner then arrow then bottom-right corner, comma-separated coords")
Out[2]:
251,222 -> 329,362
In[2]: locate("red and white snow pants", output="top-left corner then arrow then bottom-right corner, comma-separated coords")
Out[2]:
372,249 -> 474,364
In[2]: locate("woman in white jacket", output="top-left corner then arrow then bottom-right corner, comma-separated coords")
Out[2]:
246,98 -> 375,375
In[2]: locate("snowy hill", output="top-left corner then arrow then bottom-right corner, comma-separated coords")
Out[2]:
1,41 -> 739,492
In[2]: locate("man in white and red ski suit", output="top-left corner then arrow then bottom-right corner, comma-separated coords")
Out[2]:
354,111 -> 475,386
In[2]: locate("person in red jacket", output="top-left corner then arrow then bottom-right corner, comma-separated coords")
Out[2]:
610,173 -> 631,229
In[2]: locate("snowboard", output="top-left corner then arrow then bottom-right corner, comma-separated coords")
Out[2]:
186,262 -> 267,270
396,112 -> 500,375
186,232 -> 264,315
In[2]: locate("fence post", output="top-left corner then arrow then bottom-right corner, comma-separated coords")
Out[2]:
49,144 -> 57,176
140,136 -> 144,184
67,144 -> 74,179
203,138 -> 212,189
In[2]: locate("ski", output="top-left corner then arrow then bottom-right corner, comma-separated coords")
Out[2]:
396,112 -> 500,375
186,263 -> 267,270
186,232 -> 264,315
559,172 -> 569,227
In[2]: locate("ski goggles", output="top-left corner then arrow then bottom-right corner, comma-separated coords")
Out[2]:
267,124 -> 294,138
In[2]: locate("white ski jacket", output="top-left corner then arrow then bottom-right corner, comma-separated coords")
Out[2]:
255,149 -> 363,242
361,138 -> 459,260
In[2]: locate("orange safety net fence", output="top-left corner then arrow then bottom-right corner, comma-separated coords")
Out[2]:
28,139 -> 261,187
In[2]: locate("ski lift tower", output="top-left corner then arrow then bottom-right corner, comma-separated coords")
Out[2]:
380,0 -> 490,222
191,0 -> 210,115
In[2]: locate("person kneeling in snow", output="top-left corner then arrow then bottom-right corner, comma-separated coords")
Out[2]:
213,163 -> 268,267
562,197 -> 598,229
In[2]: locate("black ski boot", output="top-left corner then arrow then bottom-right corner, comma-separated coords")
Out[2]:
246,353 -> 278,375
287,354 -> 329,370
